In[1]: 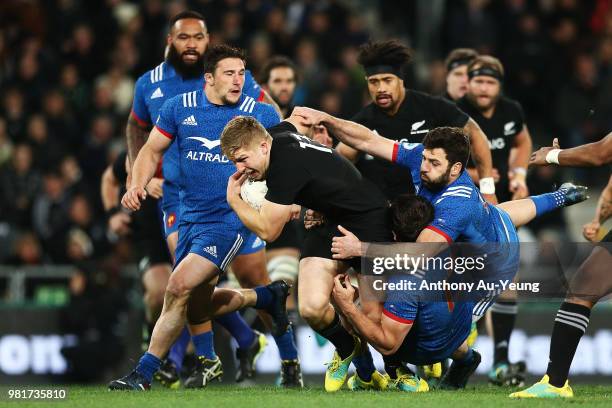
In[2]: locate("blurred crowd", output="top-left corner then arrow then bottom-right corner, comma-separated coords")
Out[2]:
0,0 -> 611,269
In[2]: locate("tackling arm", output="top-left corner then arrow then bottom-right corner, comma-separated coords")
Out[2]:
464,118 -> 497,202
531,133 -> 612,167
332,275 -> 411,355
126,112 -> 152,169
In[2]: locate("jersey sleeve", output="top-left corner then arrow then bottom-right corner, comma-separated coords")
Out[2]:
383,277 -> 419,324
154,96 -> 179,139
434,96 -> 469,128
265,144 -> 310,205
257,103 -> 282,129
426,194 -> 475,243
244,70 -> 265,101
392,142 -> 423,187
131,75 -> 151,126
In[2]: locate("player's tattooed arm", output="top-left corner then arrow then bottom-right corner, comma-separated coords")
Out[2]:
126,113 -> 152,170
583,175 -> 612,242
333,274 -> 410,355
122,128 -> 171,211
531,133 -> 612,167
464,118 -> 498,203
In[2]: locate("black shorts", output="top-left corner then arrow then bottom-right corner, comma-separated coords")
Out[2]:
301,208 -> 392,271
132,198 -> 172,271
602,230 -> 612,243
267,219 -> 304,250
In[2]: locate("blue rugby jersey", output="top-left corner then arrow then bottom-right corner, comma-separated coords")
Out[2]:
155,91 -> 280,226
392,142 -> 514,244
131,62 -> 264,186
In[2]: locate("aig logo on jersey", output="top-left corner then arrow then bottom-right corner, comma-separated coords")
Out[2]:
185,136 -> 229,163
410,120 -> 428,135
504,121 -> 516,136
488,137 -> 506,150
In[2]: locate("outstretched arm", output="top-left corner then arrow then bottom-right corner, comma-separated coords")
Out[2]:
464,118 -> 497,203
292,106 -> 396,162
530,133 -> 612,167
332,275 -> 411,355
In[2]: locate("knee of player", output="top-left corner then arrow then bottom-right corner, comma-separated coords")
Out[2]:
165,274 -> 192,300
298,298 -> 328,322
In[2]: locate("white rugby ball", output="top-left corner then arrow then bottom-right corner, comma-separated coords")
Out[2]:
240,179 -> 268,210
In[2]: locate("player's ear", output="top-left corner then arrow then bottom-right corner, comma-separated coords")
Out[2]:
450,162 -> 462,177
204,72 -> 214,85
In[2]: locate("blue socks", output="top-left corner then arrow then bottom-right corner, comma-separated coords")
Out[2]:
353,345 -> 375,381
192,331 -> 217,360
167,327 -> 190,372
531,190 -> 566,217
273,325 -> 298,360
136,352 -> 163,382
216,312 -> 256,349
254,286 -> 273,310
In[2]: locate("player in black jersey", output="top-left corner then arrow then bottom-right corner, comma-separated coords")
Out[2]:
339,40 -> 497,203
457,56 -> 533,386
512,133 -> 612,399
444,48 -> 478,102
221,116 -> 393,392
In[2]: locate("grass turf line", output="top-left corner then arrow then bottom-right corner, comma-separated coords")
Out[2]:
4,385 -> 612,408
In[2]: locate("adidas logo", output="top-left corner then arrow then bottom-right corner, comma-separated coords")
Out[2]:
203,245 -> 217,258
182,115 -> 198,126
252,237 -> 263,248
151,87 -> 164,99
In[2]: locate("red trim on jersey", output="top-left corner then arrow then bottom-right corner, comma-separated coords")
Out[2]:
392,142 -> 400,163
425,225 -> 453,244
131,110 -> 150,127
155,125 -> 174,139
256,89 -> 265,102
383,308 -> 414,325
444,290 -> 455,312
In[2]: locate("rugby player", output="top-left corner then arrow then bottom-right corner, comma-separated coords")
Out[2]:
220,116 -> 393,392
126,11 -> 297,386
339,40 -> 497,203
443,48 -> 478,101
512,133 -> 612,398
108,45 -> 297,391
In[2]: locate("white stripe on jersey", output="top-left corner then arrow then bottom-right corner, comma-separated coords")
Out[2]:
247,98 -> 256,113
182,91 -> 198,108
239,96 -> 250,111
151,63 -> 164,83
221,234 -> 243,271
446,185 -> 473,192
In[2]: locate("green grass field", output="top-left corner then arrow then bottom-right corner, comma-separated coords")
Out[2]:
3,384 -> 612,408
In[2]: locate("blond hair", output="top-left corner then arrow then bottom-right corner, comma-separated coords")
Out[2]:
221,116 -> 270,159
468,55 -> 505,78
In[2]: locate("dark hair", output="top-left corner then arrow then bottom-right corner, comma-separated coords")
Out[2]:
390,194 -> 435,242
169,10 -> 206,29
357,40 -> 412,70
260,55 -> 297,84
444,48 -> 478,72
422,127 -> 470,170
203,44 -> 247,74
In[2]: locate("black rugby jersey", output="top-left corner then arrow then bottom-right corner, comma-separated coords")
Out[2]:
457,96 -> 525,202
352,89 -> 469,199
265,122 -> 388,227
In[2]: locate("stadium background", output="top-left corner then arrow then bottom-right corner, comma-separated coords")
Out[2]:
0,0 -> 610,385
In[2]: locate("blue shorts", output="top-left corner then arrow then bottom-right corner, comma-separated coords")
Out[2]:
161,180 -> 180,239
471,206 -> 520,320
175,222 -> 250,272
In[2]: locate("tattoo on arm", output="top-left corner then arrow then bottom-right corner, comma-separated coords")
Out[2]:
126,116 -> 151,169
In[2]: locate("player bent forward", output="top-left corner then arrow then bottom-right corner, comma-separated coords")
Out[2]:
221,116 -> 393,392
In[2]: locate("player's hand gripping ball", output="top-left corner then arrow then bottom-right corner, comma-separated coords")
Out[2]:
240,179 -> 268,210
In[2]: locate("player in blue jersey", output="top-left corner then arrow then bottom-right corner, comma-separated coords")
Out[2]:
126,11 -> 296,387
109,45 -> 299,391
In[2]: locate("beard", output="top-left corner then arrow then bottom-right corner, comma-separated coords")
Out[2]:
166,44 -> 205,79
421,166 -> 452,191
467,91 -> 499,112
